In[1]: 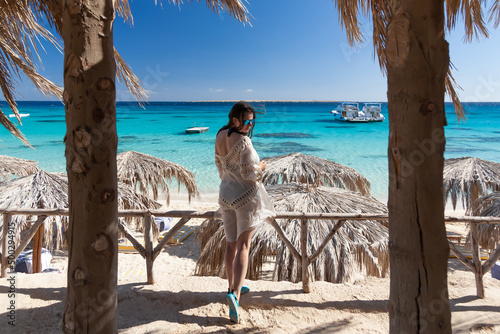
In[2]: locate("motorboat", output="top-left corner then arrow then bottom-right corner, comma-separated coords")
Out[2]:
330,102 -> 384,122
361,103 -> 385,122
185,126 -> 209,134
9,113 -> 30,118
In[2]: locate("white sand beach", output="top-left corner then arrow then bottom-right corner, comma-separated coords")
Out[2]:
1,198 -> 500,333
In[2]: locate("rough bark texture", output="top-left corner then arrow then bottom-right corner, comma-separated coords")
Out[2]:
386,1 -> 452,333
62,1 -> 118,332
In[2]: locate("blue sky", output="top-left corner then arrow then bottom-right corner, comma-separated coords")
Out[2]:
9,0 -> 500,102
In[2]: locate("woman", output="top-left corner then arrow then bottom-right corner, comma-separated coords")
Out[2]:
215,101 -> 275,323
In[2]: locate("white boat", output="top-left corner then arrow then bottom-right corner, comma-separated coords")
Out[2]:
330,102 -> 384,122
9,113 -> 30,118
185,126 -> 209,134
361,103 -> 385,122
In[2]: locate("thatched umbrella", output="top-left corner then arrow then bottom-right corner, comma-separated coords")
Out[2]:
195,183 -> 389,283
268,184 -> 388,283
0,155 -> 39,181
468,192 -> 500,250
261,153 -> 371,196
0,170 -> 161,251
117,151 -> 200,205
443,157 -> 500,211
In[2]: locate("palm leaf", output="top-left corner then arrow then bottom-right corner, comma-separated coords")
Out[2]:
261,153 -> 371,196
0,155 -> 39,181
117,151 -> 200,205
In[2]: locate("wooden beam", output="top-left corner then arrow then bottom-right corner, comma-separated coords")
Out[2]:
152,217 -> 191,260
117,219 -> 145,258
270,219 -> 301,263
309,220 -> 346,264
144,214 -> 154,284
300,219 -> 310,293
2,207 -> 500,224
32,222 -> 44,273
470,224 -> 485,298
448,241 -> 475,271
482,243 -> 500,273
14,216 -> 47,260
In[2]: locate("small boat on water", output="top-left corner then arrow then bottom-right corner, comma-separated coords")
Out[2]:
330,102 -> 384,122
185,126 -> 209,134
9,113 -> 30,118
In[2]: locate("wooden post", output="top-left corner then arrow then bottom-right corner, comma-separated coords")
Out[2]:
144,214 -> 154,284
32,221 -> 44,273
470,224 -> 484,298
1,214 -> 12,278
300,219 -> 311,293
14,216 -> 47,260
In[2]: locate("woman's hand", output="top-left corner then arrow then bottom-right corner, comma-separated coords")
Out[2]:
259,161 -> 267,171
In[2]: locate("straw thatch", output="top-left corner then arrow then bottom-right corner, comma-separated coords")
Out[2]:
268,184 -> 389,283
468,192 -> 500,250
443,157 -> 500,211
117,151 -> 200,205
0,155 -> 39,181
0,170 -> 161,251
195,183 -> 389,283
261,153 -> 371,196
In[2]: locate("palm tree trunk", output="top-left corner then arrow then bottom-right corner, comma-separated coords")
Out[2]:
386,1 -> 451,332
62,1 -> 118,332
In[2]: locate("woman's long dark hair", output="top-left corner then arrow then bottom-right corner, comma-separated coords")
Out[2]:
217,101 -> 264,138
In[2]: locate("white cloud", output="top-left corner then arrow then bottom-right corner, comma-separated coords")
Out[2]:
210,88 -> 223,93
245,89 -> 254,92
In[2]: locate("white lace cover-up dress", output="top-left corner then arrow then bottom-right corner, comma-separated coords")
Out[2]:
215,136 -> 276,242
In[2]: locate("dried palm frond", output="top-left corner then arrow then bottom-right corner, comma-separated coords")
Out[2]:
114,49 -> 147,103
445,64 -> 466,122
156,0 -> 251,25
261,153 -> 370,196
117,151 -> 199,205
0,1 -> 63,145
467,192 -> 500,250
195,219 -> 226,277
490,0 -> 500,27
0,155 -> 39,181
446,0 -> 489,42
443,157 -> 500,210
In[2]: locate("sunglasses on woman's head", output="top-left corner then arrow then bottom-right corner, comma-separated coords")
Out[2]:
243,119 -> 255,126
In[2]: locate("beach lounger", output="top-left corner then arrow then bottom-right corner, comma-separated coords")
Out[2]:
446,231 -> 463,245
449,244 -> 489,261
158,225 -> 198,244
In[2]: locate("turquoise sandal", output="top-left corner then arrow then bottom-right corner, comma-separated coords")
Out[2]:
226,292 -> 239,323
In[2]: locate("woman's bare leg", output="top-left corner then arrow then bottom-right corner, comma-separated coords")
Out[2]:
232,227 -> 255,301
225,241 -> 237,292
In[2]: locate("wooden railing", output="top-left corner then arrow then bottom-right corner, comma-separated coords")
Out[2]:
1,208 -> 500,297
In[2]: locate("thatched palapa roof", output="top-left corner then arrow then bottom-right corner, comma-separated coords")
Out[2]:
117,151 -> 200,205
267,183 -> 389,283
261,153 -> 371,195
0,155 -> 39,181
0,170 -> 161,250
443,157 -> 500,210
468,192 -> 500,250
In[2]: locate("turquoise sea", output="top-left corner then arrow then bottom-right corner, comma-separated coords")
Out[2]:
1,101 -> 500,201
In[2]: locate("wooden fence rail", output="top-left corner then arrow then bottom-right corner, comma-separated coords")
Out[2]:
1,207 -> 499,297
